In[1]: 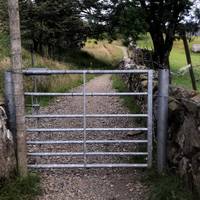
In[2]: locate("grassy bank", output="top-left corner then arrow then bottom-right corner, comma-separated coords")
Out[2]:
145,170 -> 195,200
0,173 -> 40,200
112,75 -> 140,114
83,39 -> 124,67
0,34 -> 124,104
137,34 -> 200,91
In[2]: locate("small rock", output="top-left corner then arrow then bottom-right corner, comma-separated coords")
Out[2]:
169,97 -> 180,111
192,44 -> 200,53
127,130 -> 143,136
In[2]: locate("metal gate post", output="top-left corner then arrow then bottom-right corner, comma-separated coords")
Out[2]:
157,69 -> 169,173
4,71 -> 16,142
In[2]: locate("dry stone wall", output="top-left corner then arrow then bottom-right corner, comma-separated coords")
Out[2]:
120,58 -> 200,196
168,87 -> 200,195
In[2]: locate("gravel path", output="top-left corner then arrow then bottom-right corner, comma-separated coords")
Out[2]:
27,75 -> 149,200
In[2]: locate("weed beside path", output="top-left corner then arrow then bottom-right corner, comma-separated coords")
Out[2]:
0,173 -> 41,200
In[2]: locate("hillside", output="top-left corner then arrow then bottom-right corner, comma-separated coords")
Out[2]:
0,34 -> 124,101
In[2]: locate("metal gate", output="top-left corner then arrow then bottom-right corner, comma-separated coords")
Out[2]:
23,69 -> 153,169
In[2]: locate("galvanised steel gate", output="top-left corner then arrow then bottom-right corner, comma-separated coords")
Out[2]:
23,69 -> 153,169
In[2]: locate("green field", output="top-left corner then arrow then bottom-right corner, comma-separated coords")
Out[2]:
137,34 -> 200,91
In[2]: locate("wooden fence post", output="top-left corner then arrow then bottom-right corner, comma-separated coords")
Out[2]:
182,32 -> 197,91
7,0 -> 27,176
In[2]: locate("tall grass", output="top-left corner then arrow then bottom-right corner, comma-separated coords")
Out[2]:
0,33 -> 124,106
83,39 -> 124,67
0,173 -> 41,200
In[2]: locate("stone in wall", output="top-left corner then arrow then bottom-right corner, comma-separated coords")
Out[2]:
168,90 -> 200,196
0,106 -> 16,179
119,55 -> 200,197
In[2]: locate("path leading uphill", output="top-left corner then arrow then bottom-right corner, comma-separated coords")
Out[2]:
27,75 -> 149,200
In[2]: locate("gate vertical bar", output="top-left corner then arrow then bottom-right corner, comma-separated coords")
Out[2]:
83,72 -> 87,167
147,70 -> 153,168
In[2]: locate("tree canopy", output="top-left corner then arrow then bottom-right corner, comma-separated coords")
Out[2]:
0,0 -> 90,57
0,0 -> 195,67
20,0 -> 91,56
82,0 -> 194,68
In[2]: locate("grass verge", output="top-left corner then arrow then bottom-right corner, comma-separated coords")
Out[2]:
112,74 -> 147,164
112,75 -> 140,113
0,173 -> 41,200
144,169 -> 196,200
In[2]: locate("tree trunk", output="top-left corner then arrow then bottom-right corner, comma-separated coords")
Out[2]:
7,0 -> 27,176
150,30 -> 173,70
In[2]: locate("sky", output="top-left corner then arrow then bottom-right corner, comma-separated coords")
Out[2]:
184,0 -> 200,22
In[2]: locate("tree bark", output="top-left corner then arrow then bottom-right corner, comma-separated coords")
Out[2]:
150,30 -> 173,70
7,0 -> 27,176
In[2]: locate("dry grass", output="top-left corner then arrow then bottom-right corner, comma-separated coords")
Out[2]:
83,39 -> 124,67
0,34 -> 124,105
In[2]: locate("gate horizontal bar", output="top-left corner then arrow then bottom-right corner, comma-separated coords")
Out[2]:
24,92 -> 148,97
23,69 -> 150,75
27,140 -> 148,145
25,114 -> 148,119
28,152 -> 148,156
28,163 -> 148,169
26,104 -> 40,108
27,128 -> 148,132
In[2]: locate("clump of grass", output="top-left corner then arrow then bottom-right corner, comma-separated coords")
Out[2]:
0,173 -> 41,200
144,170 -> 195,200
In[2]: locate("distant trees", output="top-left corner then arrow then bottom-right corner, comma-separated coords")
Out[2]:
0,0 -> 90,57
19,0 -> 90,57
